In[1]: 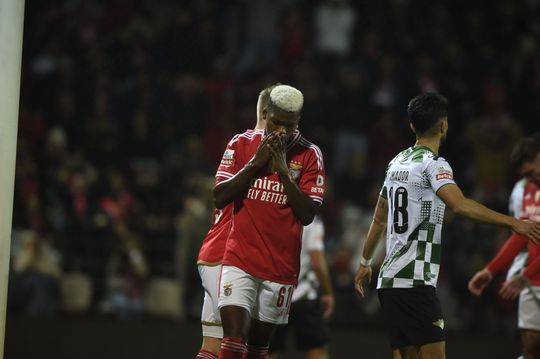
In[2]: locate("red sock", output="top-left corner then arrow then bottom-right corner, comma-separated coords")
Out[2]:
197,349 -> 218,359
218,337 -> 246,359
246,344 -> 269,359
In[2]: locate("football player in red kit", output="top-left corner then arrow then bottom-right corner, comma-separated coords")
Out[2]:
213,85 -> 325,359
469,134 -> 540,359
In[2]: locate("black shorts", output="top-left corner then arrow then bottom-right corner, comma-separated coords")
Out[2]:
377,286 -> 445,349
269,298 -> 329,352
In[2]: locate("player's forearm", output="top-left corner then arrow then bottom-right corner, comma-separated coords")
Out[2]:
279,173 -> 315,225
312,254 -> 334,296
524,254 -> 540,279
362,219 -> 386,260
213,162 -> 259,208
452,197 -> 517,229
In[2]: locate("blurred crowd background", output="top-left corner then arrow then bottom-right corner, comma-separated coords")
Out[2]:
9,0 -> 540,338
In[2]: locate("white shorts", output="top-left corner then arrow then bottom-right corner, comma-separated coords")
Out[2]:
518,286 -> 540,332
198,264 -> 223,338
218,265 -> 294,325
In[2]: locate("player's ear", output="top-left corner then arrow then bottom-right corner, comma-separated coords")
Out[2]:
409,123 -> 416,134
440,118 -> 448,134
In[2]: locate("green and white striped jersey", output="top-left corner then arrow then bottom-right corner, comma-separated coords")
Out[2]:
377,146 -> 455,289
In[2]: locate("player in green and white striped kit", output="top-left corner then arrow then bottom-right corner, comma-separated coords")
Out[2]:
354,93 -> 540,359
376,144 -> 452,290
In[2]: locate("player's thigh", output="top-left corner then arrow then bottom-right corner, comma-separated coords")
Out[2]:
521,329 -> 540,357
252,279 -> 294,325
198,264 -> 223,339
417,341 -> 445,359
292,299 -> 329,351
393,347 -> 417,359
218,265 -> 259,314
305,346 -> 329,359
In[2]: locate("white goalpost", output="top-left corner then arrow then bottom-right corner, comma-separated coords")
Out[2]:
0,0 -> 25,356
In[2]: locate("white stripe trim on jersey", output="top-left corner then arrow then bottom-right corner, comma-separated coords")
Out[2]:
286,130 -> 301,151
216,171 -> 234,179
229,131 -> 263,145
309,195 -> 323,203
299,138 -> 324,170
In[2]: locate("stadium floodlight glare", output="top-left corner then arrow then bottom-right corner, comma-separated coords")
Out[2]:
0,0 -> 25,356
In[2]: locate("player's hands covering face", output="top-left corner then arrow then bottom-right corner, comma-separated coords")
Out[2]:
267,131 -> 288,176
251,133 -> 273,168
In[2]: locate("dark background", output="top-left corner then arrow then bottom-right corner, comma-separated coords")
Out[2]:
6,0 -> 540,357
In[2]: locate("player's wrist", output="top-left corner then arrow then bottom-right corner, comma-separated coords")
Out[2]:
360,256 -> 372,267
246,159 -> 263,170
277,169 -> 290,179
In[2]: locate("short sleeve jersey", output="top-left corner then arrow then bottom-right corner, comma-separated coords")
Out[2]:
215,129 -> 325,285
196,204 -> 233,265
377,146 -> 456,289
292,216 -> 325,302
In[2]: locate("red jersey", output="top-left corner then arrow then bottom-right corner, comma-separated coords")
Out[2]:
197,204 -> 233,265
216,129 -> 325,284
197,130 -> 256,265
487,179 -> 540,285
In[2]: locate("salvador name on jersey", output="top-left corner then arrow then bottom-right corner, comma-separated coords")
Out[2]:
377,146 -> 456,289
215,129 -> 325,285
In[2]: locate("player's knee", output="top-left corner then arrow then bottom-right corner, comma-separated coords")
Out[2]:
220,306 -> 251,338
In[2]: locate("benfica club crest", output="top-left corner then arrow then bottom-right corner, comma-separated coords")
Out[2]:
288,161 -> 303,181
224,282 -> 233,296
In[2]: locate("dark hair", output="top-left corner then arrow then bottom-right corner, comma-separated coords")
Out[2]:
511,132 -> 540,168
407,93 -> 448,135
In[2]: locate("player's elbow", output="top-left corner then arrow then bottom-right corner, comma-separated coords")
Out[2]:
214,198 -> 225,210
212,187 -> 226,209
300,214 -> 315,226
447,201 -> 468,216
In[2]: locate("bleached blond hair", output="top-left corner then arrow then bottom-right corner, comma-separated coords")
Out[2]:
269,85 -> 303,113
